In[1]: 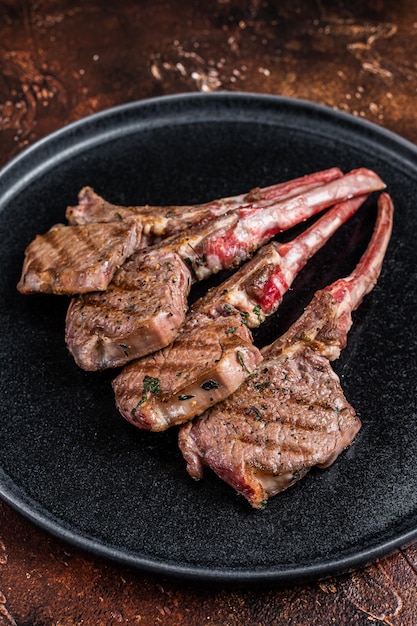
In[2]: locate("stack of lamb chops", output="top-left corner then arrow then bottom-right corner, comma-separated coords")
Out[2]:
20,167 -> 379,370
20,168 -> 344,367
17,167 -> 392,508
179,192 -> 393,507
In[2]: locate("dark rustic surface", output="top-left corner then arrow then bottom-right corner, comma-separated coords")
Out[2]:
1,1 -> 417,624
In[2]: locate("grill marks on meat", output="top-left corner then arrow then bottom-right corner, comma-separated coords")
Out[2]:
65,250 -> 192,371
17,221 -> 142,295
112,194 -> 369,431
179,344 -> 360,508
65,168 -> 385,371
178,193 -> 394,508
115,312 -> 262,431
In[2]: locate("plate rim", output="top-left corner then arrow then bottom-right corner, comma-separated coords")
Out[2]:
2,470 -> 415,585
2,90 -> 417,197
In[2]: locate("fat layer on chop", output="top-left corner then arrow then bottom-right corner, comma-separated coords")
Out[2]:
66,168 -> 343,243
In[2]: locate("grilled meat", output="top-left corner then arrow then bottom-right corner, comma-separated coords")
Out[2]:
67,168 -> 385,370
113,194 -> 369,430
65,249 -> 191,370
17,221 -> 142,295
115,311 -> 262,431
178,193 -> 394,508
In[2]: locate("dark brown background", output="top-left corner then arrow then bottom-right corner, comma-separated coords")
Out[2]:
1,1 -> 417,624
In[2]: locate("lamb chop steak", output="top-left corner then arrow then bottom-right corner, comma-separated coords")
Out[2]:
178,192 -> 394,508
65,250 -> 192,371
124,312 -> 263,429
17,221 -> 142,295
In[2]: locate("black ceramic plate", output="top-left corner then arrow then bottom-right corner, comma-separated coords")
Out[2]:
1,93 -> 416,585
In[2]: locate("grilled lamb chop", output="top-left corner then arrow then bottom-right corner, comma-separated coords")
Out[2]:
113,193 -> 370,431
17,221 -> 142,295
66,167 -> 342,245
65,250 -> 192,371
178,192 -> 394,508
20,169 -> 342,297
66,168 -> 385,370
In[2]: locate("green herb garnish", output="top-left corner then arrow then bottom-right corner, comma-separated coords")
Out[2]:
237,351 -> 251,375
143,375 -> 161,394
253,304 -> 262,324
254,381 -> 271,391
131,375 -> 161,416
240,311 -> 250,326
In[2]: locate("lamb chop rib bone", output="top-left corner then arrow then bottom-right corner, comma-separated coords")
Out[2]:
178,192 -> 394,509
175,168 -> 384,281
113,191 -> 372,432
66,168 -> 385,371
66,167 -> 343,244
